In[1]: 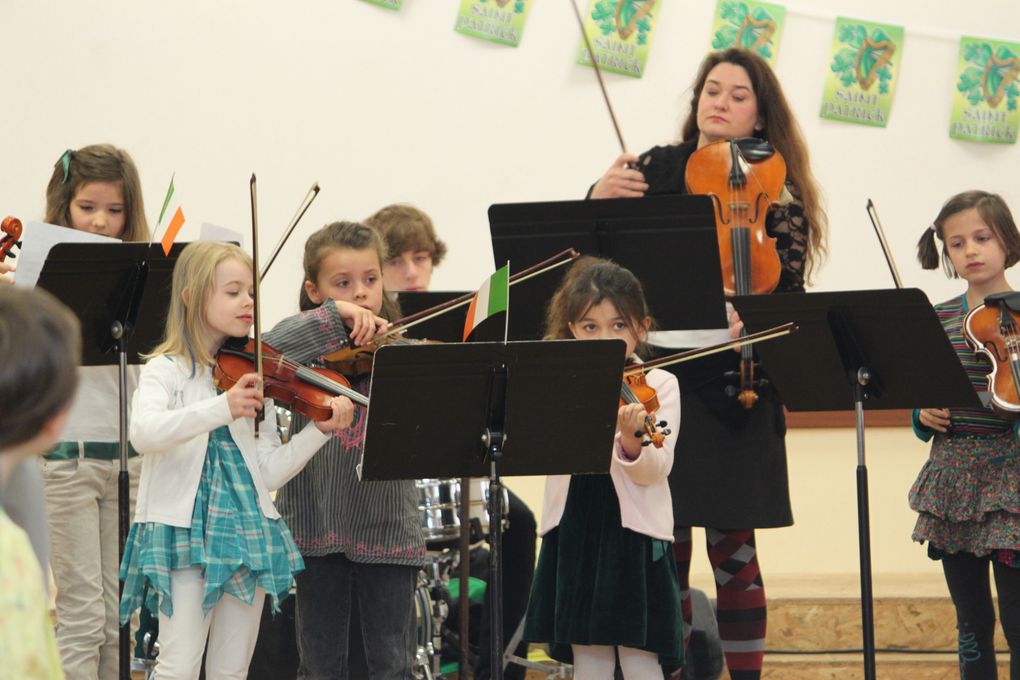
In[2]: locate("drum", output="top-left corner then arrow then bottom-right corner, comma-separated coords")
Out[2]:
416,478 -> 509,544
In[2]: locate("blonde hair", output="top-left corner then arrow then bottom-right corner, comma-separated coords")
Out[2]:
364,204 -> 448,267
146,241 -> 252,373
44,144 -> 150,242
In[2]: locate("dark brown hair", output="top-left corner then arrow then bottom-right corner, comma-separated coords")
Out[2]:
44,144 -> 150,242
543,256 -> 654,357
298,221 -> 401,320
365,204 -> 448,267
0,286 -> 81,450
917,190 -> 1020,278
680,48 -> 827,281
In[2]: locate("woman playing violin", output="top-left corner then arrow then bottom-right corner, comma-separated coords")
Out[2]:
588,48 -> 827,680
911,191 -> 1020,679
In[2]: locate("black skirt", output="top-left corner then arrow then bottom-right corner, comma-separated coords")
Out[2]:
663,352 -> 794,530
522,474 -> 684,668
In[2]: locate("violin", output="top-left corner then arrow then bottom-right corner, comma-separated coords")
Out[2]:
620,371 -> 670,448
685,138 -> 787,409
214,338 -> 369,421
1,216 -> 23,263
963,292 -> 1020,419
322,248 -> 580,378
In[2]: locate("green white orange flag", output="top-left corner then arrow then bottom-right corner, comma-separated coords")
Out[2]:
463,264 -> 509,341
157,173 -> 186,256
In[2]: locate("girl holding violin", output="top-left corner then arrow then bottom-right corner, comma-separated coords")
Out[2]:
40,144 -> 151,680
262,220 -> 424,680
119,241 -> 354,679
912,190 -> 1020,679
589,48 -> 827,679
523,257 -> 684,678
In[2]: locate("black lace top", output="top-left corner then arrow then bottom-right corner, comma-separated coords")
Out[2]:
636,140 -> 809,294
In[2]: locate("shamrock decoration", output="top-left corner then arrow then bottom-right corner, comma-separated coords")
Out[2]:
712,2 -> 778,61
591,0 -> 654,44
479,0 -> 526,12
958,42 -> 1020,111
830,24 -> 895,93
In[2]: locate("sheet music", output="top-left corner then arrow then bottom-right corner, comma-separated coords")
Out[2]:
14,221 -> 118,289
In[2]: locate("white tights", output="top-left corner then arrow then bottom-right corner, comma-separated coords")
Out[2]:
571,644 -> 662,679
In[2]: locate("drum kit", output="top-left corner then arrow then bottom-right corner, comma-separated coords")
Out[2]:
412,477 -> 509,680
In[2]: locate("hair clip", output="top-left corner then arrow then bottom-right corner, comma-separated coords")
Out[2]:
59,149 -> 74,184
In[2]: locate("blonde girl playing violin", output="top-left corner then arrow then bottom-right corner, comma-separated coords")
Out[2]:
587,48 -> 827,679
912,191 -> 1020,680
523,257 -> 684,678
40,144 -> 150,680
119,241 -> 354,680
263,221 -> 424,680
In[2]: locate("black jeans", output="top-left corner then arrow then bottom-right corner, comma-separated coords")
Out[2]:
942,551 -> 1020,680
294,553 -> 418,680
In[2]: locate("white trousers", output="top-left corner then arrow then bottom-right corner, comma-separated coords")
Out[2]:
571,644 -> 662,679
153,568 -> 266,680
43,456 -> 141,680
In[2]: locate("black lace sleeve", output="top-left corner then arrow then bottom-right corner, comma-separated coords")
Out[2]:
767,182 -> 809,294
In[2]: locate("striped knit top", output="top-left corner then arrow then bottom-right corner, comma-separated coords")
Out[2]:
914,294 -> 1011,439
263,300 -> 426,566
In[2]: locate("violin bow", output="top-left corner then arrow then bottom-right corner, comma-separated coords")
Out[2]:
568,0 -> 629,155
865,199 -> 903,289
623,322 -> 799,376
370,248 -> 580,342
250,174 -> 264,437
260,182 -> 321,283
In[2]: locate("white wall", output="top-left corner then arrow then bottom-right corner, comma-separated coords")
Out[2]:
3,0 -> 1019,579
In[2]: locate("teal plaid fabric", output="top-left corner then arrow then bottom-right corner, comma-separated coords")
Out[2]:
119,426 -> 303,623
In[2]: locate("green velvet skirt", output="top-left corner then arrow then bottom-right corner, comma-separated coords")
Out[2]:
522,474 -> 684,668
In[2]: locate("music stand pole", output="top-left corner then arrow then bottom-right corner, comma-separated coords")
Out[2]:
853,368 -> 876,680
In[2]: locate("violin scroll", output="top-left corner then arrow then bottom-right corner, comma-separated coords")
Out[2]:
1,216 -> 23,263
620,372 -> 671,449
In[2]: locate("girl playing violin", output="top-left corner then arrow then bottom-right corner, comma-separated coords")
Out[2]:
262,221 -> 424,680
119,241 -> 354,679
39,144 -> 151,680
588,48 -> 827,679
912,190 -> 1020,679
523,257 -> 683,678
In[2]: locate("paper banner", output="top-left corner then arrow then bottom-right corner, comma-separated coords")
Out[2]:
710,1 -> 786,65
819,17 -> 904,128
359,0 -> 402,10
575,0 -> 662,79
949,36 -> 1020,144
455,0 -> 533,47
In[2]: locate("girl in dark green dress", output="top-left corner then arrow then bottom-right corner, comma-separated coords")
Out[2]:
523,258 -> 685,677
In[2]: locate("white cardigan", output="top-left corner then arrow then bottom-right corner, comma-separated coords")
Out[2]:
129,355 -> 331,528
538,368 -> 680,542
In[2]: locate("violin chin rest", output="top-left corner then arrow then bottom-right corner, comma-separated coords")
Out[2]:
733,137 -> 774,161
985,291 -> 1020,313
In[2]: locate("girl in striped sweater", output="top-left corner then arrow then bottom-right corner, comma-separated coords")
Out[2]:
263,221 -> 425,680
912,190 -> 1020,679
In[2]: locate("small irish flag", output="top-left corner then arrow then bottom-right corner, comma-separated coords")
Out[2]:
463,264 -> 509,341
157,173 -> 186,256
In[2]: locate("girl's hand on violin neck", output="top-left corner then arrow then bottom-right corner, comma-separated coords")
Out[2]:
336,300 -> 389,346
0,261 -> 14,284
227,372 -> 264,420
617,402 -> 648,459
918,408 -> 951,433
728,307 -> 744,348
590,153 -> 648,199
314,396 -> 356,434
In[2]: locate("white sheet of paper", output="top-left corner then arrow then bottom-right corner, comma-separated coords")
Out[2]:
199,223 -> 244,248
14,221 -> 119,289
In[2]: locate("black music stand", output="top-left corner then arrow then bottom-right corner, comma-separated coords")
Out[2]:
360,339 -> 625,680
36,241 -> 190,680
394,290 -> 470,342
731,288 -> 980,680
488,195 -> 726,340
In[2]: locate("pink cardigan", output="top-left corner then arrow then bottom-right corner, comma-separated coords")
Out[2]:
538,368 -> 680,542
